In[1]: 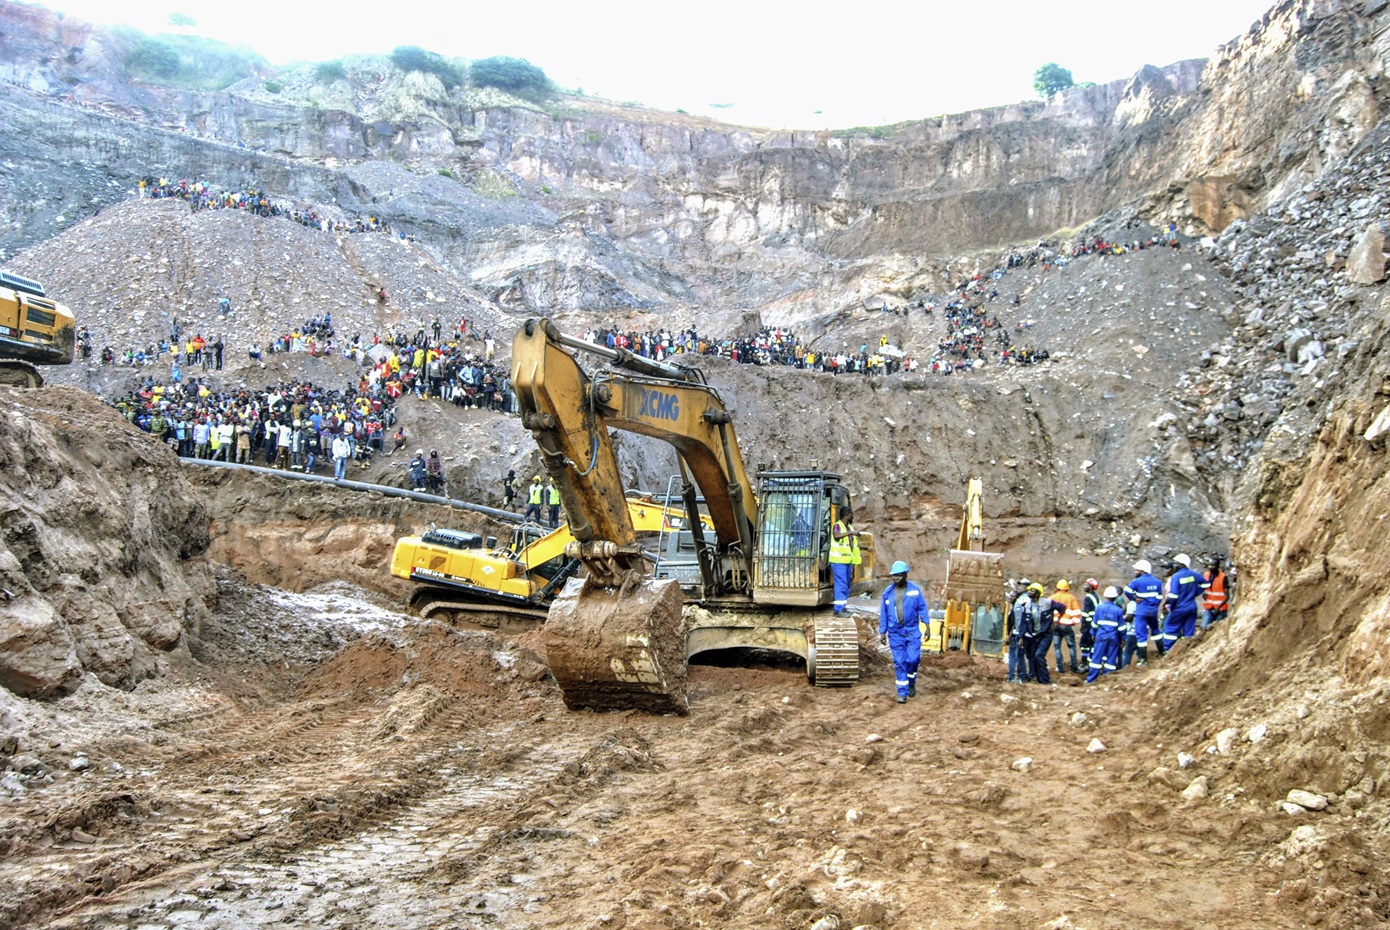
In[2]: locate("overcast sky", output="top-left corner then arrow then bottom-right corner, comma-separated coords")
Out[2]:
48,0 -> 1276,129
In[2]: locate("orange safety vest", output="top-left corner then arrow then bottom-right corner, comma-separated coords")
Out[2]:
1203,571 -> 1228,610
1053,590 -> 1083,626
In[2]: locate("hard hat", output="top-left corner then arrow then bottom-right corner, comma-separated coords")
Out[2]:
416,449 -> 424,456
1174,553 -> 1191,567
1028,582 -> 1044,595
1133,559 -> 1152,573
1085,577 -> 1100,589
1055,578 -> 1070,591
293,420 -> 301,427
890,560 -> 910,575
533,474 -> 541,481
1103,585 -> 1119,599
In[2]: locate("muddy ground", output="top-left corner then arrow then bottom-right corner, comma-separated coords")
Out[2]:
2,572 -> 1374,930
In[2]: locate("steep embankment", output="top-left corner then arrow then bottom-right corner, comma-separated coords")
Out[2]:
0,387 -> 215,697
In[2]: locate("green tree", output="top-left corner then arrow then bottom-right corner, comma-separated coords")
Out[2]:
390,45 -> 463,89
127,38 -> 181,80
1033,62 -> 1074,98
314,60 -> 346,84
469,56 -> 553,102
168,12 -> 196,27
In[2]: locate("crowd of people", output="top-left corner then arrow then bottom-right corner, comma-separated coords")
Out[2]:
108,311 -> 517,482
1006,554 -> 1232,686
138,177 -> 407,239
112,377 -> 405,479
577,325 -> 914,376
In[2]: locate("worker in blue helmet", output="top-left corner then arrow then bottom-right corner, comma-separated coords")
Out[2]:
878,560 -> 926,703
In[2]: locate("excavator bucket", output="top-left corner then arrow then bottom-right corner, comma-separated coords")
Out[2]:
941,550 -> 1007,657
542,574 -> 690,715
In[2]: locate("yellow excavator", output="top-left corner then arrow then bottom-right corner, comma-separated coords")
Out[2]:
927,477 -> 1007,657
511,318 -> 876,714
0,271 -> 75,387
390,495 -> 709,631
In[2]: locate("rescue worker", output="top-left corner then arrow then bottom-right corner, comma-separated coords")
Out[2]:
407,450 -> 427,491
525,475 -> 544,523
1085,586 -> 1125,683
1124,559 -> 1164,666
1028,583 -> 1061,684
878,561 -> 926,703
1051,578 -> 1083,674
1079,578 -> 1100,670
503,469 -> 517,509
1162,553 -> 1208,649
1201,558 -> 1230,629
828,506 -> 862,615
546,477 -> 562,527
1008,582 -> 1034,683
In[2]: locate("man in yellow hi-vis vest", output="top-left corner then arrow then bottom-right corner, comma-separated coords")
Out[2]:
546,478 -> 562,527
525,475 -> 544,523
828,506 -> 862,614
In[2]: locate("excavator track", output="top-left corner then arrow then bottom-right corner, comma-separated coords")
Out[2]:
412,597 -> 549,633
807,613 -> 860,687
0,360 -> 42,388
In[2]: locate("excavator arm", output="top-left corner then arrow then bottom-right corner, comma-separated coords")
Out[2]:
511,318 -> 773,714
511,318 -> 756,594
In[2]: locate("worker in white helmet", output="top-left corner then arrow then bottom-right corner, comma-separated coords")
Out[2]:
1123,559 -> 1164,667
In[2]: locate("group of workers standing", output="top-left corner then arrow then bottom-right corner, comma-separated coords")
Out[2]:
871,553 -> 1231,703
1008,554 -> 1231,686
507,471 -> 564,527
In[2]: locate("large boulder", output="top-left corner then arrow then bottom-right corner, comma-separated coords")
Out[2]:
0,387 -> 215,697
1347,222 -> 1386,285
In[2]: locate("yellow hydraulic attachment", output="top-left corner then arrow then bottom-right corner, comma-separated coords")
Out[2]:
511,318 -> 875,714
0,271 -> 75,387
928,478 -> 1007,657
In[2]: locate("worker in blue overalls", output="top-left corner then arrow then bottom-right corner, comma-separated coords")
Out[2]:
1086,586 -> 1126,683
878,560 -> 926,704
1124,559 -> 1164,667
1162,553 -> 1209,650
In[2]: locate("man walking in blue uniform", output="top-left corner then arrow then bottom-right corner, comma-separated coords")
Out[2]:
878,561 -> 926,703
1124,559 -> 1164,667
1162,553 -> 1208,650
829,507 -> 862,615
1085,586 -> 1125,683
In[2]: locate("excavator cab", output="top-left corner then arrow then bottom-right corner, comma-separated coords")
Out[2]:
751,470 -> 874,606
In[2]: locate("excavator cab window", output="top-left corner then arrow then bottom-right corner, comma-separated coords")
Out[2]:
753,472 -> 828,592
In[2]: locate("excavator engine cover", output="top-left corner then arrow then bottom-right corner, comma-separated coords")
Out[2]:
543,573 -> 689,715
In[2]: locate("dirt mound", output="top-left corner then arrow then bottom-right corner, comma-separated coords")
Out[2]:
0,386 -> 215,697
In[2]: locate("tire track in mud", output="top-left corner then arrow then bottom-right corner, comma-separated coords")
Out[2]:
11,699 -> 626,930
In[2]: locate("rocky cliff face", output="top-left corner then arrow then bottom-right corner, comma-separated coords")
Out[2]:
0,0 -> 1384,319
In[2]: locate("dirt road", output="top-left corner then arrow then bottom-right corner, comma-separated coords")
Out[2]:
1,577 -> 1329,930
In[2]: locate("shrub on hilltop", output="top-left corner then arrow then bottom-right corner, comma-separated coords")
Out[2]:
469,56 -> 554,103
389,45 -> 464,90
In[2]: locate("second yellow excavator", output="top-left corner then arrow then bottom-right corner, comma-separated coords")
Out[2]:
390,495 -> 707,630
511,319 -> 876,714
926,477 -> 1007,657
